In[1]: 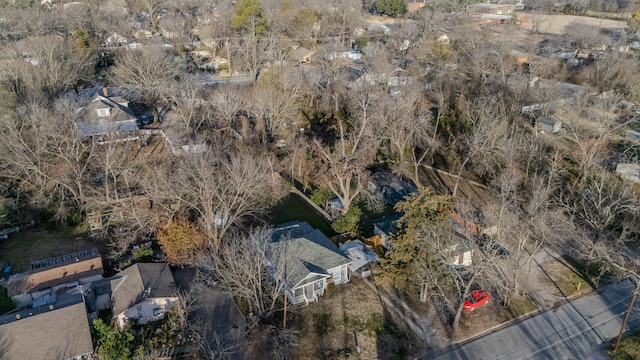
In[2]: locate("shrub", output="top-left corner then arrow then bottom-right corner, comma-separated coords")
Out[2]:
156,219 -> 205,266
365,313 -> 386,336
312,313 -> 333,337
0,288 -> 15,314
93,319 -> 135,360
331,205 -> 363,236
310,187 -> 333,206
132,247 -> 154,262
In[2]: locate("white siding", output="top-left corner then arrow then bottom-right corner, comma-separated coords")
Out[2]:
115,297 -> 179,328
327,265 -> 350,285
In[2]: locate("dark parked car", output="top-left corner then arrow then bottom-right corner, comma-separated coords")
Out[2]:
475,234 -> 510,258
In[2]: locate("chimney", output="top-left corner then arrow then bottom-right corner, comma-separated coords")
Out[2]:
102,87 -> 108,97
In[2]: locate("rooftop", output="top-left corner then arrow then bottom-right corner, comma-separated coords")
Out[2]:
111,263 -> 178,316
0,295 -> 93,360
30,248 -> 99,271
268,221 -> 351,288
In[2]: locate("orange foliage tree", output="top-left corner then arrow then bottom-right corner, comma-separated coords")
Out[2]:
157,219 -> 206,265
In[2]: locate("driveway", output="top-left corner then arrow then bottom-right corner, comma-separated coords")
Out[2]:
426,279 -> 640,360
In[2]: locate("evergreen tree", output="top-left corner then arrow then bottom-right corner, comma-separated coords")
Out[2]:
231,0 -> 269,34
373,0 -> 407,17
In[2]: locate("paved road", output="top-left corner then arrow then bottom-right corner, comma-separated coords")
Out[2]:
427,279 -> 640,360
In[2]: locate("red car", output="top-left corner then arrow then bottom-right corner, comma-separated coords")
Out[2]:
463,290 -> 491,311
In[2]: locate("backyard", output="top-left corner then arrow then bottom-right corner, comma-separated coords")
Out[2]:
268,193 -> 336,236
0,226 -> 106,273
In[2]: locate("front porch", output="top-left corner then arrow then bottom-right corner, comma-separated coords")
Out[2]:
290,278 -> 326,305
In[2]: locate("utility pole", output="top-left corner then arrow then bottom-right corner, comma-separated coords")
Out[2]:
226,38 -> 232,77
283,291 -> 288,330
614,278 -> 640,353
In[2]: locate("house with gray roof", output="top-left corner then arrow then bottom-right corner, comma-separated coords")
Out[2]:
368,171 -> 417,206
75,90 -> 139,144
0,294 -> 93,360
267,221 -> 352,305
110,263 -> 179,328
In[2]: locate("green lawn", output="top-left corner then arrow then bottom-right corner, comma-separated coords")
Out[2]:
269,193 -> 336,236
506,295 -> 540,318
0,226 -> 104,273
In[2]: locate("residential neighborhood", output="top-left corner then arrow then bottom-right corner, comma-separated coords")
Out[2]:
2,0 -> 640,359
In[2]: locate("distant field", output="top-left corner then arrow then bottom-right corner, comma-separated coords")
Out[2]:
523,14 -> 627,35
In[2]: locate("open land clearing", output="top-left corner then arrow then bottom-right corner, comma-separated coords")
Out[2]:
523,14 -> 627,35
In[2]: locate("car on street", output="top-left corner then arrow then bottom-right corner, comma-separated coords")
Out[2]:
463,290 -> 491,311
475,234 -> 510,258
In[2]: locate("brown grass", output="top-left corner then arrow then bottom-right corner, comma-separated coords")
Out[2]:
291,278 -> 420,359
0,227 -> 106,272
539,259 -> 587,298
454,294 -> 538,341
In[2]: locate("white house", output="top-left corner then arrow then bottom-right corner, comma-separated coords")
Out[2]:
110,263 -> 179,328
267,221 -> 352,305
325,47 -> 362,61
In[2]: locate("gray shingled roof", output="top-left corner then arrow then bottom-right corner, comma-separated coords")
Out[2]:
373,213 -> 403,236
0,295 -> 93,360
111,263 -> 178,316
368,171 -> 417,206
76,95 -> 138,137
340,240 -> 378,271
268,221 -> 351,289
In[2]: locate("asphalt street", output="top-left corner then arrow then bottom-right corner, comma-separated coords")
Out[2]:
428,279 -> 640,360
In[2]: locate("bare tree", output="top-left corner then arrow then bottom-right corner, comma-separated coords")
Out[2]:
159,145 -> 278,251
209,86 -> 245,129
170,75 -> 210,132
0,36 -> 96,101
0,99 -> 96,220
313,86 -> 379,214
452,100 -> 508,197
198,227 -> 286,327
555,99 -> 623,184
230,34 -> 265,82
249,70 -> 304,139
108,46 -> 183,122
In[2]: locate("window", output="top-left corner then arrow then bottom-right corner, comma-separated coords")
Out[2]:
96,108 -> 110,117
153,307 -> 163,316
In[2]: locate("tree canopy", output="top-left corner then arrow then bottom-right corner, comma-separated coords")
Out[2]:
376,186 -> 454,292
231,0 -> 269,34
157,219 -> 206,266
373,0 -> 407,17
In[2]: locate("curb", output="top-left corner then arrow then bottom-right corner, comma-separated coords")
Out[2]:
423,278 -> 630,359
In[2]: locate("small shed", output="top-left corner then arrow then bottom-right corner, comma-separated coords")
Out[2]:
536,117 -> 562,133
616,163 -> 640,183
373,213 -> 403,249
436,33 -> 450,45
291,47 -> 315,64
339,240 -> 378,278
